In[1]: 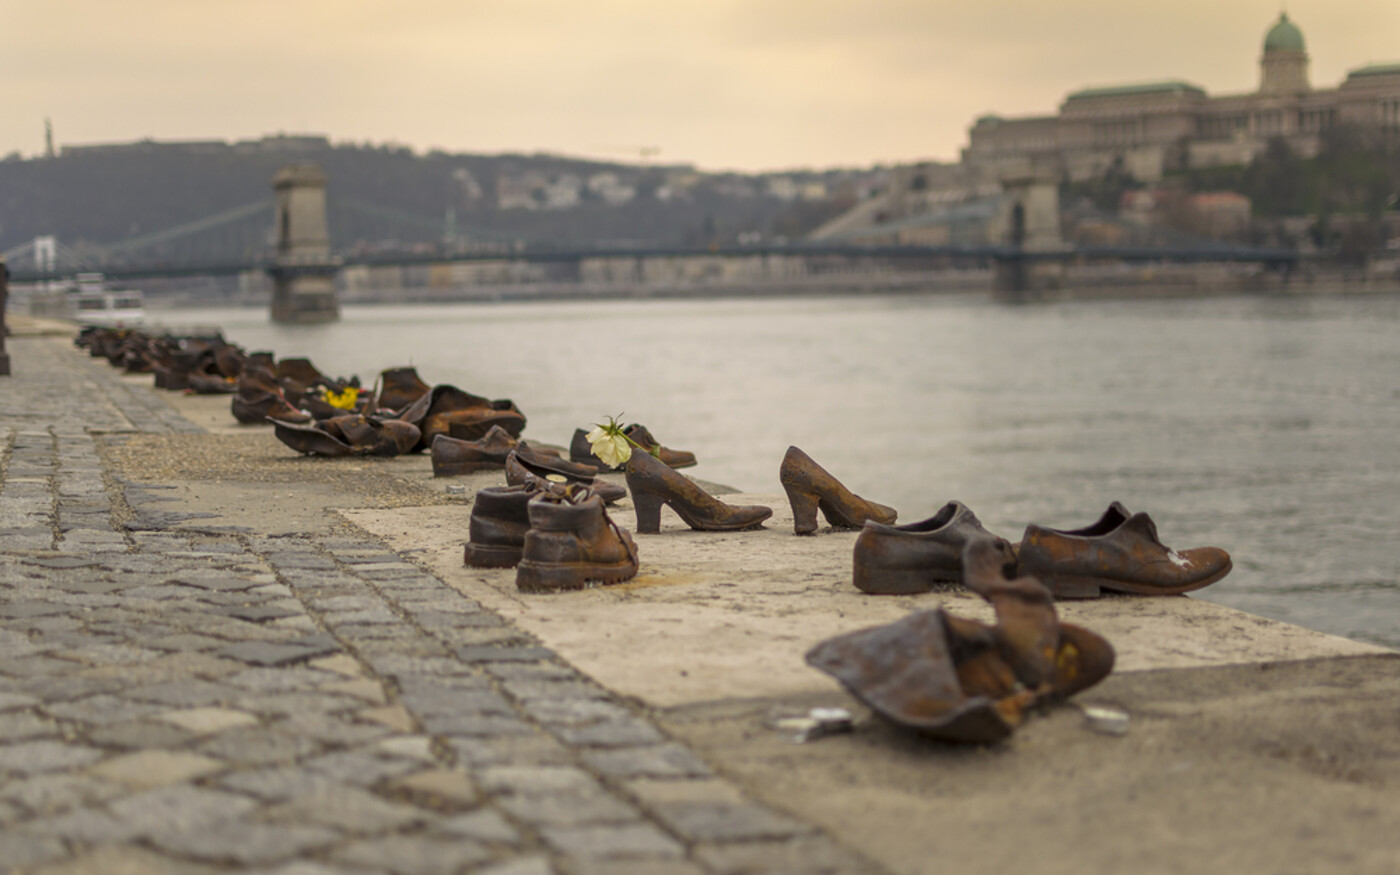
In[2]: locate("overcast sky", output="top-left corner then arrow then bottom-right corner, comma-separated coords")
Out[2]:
5,0 -> 1397,172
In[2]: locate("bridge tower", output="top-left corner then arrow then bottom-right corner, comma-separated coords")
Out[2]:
269,164 -> 340,323
993,171 -> 1067,296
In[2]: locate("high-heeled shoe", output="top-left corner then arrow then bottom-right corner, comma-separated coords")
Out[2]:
779,446 -> 897,535
625,450 -> 771,534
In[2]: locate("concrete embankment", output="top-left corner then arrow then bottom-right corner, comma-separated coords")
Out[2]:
2,333 -> 1398,874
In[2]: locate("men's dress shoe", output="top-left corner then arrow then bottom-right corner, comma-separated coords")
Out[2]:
271,419 -> 354,457
336,416 -> 421,456
806,539 -> 1114,744
571,425 -> 696,471
852,501 -> 1011,595
232,392 -> 312,425
464,485 -> 537,568
622,424 -> 696,469
431,427 -> 519,476
185,372 -> 236,395
1017,501 -> 1233,598
272,416 -> 420,457
779,446 -> 896,535
505,450 -> 627,505
515,487 -> 639,592
625,450 -> 771,534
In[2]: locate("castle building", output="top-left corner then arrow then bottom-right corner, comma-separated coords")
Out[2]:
963,14 -> 1400,182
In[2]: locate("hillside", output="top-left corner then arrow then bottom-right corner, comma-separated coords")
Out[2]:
0,136 -> 869,268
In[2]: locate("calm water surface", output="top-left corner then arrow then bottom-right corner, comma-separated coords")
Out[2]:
162,292 -> 1400,649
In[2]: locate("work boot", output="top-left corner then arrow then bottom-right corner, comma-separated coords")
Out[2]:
515,487 -> 639,592
464,486 -> 537,568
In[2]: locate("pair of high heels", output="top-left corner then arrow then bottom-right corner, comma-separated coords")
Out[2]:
620,444 -> 895,536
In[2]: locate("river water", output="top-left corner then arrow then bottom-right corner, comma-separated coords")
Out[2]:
159,291 -> 1400,649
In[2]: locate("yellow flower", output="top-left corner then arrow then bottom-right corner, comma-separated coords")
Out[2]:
586,422 -> 633,468
322,386 -> 359,410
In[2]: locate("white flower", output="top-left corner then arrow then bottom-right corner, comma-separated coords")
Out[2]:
587,423 -> 633,468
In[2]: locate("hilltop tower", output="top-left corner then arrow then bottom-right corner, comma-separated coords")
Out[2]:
1259,12 -> 1310,95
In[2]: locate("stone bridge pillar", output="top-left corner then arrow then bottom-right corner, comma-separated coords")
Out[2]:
993,172 -> 1068,296
1,257 -> 11,377
269,164 -> 340,324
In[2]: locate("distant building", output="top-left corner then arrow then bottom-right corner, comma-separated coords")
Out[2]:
963,14 -> 1400,181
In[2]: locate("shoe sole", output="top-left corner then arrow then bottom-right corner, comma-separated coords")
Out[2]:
1043,559 -> 1234,599
463,542 -> 523,568
515,559 -> 638,592
852,566 -> 958,595
433,460 -> 505,477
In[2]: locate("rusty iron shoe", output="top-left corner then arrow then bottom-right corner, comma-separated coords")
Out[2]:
232,391 -> 312,425
625,449 -> 771,534
463,485 -> 539,568
504,449 -> 628,505
1017,502 -> 1233,598
431,426 -> 519,477
571,425 -> 696,471
852,501 -> 1011,595
271,419 -> 354,457
515,486 -> 639,592
622,424 -> 696,469
374,366 -> 432,411
779,445 -> 896,535
806,539 -> 1114,744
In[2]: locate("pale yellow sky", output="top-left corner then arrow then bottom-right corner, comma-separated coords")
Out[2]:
5,0 -> 1397,171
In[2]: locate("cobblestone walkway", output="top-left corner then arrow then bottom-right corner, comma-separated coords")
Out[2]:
0,338 -> 880,874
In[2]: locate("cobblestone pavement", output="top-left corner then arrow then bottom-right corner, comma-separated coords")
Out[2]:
0,338 -> 882,874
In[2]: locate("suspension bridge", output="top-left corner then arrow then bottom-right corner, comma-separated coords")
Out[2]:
1,167 -> 1301,321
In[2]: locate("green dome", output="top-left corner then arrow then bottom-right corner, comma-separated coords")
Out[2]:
1264,13 -> 1305,53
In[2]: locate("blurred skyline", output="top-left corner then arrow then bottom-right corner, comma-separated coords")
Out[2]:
5,0 -> 1398,172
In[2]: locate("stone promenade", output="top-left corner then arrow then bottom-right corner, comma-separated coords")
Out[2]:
0,335 -> 877,874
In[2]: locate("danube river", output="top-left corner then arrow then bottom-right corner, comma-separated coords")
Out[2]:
161,291 -> 1400,649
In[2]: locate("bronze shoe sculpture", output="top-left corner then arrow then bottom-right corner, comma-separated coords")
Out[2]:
1017,502 -> 1233,598
779,446 -> 897,535
623,424 -> 696,469
806,538 -> 1114,744
374,366 -> 432,411
335,415 -> 421,456
272,415 -> 421,457
232,391 -> 312,425
852,501 -> 1011,595
464,485 -> 540,568
431,426 -> 519,476
625,450 -> 771,534
423,385 -> 527,443
505,449 -> 628,505
271,419 -> 354,457
515,486 -> 639,592
571,425 -> 696,471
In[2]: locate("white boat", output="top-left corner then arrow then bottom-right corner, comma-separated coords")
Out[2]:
65,273 -> 144,326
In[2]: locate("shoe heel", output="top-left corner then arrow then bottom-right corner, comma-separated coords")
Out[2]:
632,490 -> 665,534
1042,573 -> 1102,599
463,542 -> 524,568
516,561 -> 583,592
852,563 -> 938,595
784,485 -> 819,535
